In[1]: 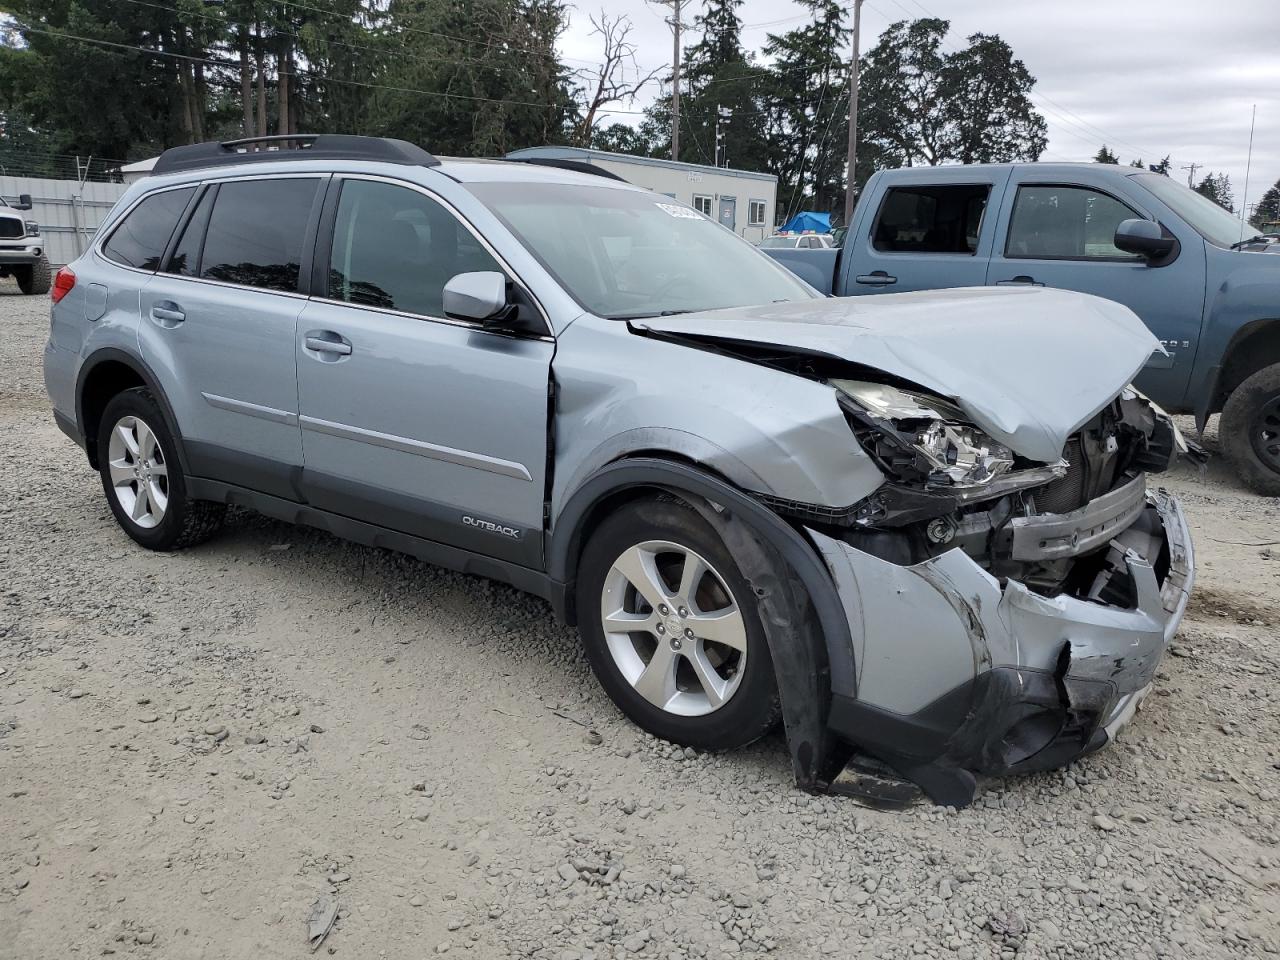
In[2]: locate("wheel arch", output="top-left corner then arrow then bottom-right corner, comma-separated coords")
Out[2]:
76,348 -> 189,474
549,455 -> 856,790
1198,317 -> 1280,428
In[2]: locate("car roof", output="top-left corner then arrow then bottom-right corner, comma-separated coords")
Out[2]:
877,161 -> 1155,179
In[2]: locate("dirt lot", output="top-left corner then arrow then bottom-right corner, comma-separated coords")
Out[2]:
1,282 -> 1278,960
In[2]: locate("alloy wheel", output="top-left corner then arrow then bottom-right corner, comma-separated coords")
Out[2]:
599,540 -> 748,717
106,415 -> 169,529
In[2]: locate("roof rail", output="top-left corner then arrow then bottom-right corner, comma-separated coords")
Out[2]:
151,134 -> 439,176
504,157 -> 629,183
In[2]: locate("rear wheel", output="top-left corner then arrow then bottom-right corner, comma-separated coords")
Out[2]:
1221,363 -> 1280,496
97,388 -> 225,550
15,256 -> 51,295
576,497 -> 781,750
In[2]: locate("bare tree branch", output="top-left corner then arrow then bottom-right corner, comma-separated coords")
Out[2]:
572,12 -> 662,146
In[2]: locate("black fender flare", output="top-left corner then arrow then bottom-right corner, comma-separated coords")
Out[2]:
549,457 -> 856,790
75,347 -> 191,475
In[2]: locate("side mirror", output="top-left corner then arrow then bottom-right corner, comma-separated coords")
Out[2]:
13,194 -> 32,211
442,271 -> 512,324
1114,218 -> 1175,261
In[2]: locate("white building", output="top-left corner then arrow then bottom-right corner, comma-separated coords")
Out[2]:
506,146 -> 778,243
118,157 -> 158,184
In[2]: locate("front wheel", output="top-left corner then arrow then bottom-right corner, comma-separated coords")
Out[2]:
576,497 -> 782,750
1221,363 -> 1280,496
97,388 -> 226,550
15,256 -> 51,295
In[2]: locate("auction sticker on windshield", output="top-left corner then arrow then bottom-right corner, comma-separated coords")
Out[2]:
656,202 -> 702,219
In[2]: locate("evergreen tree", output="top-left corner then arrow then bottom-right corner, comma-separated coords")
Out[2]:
859,20 -> 1045,171
1094,145 -> 1120,163
941,32 -> 1046,164
1195,172 -> 1235,213
1253,179 -> 1280,227
763,0 -> 850,217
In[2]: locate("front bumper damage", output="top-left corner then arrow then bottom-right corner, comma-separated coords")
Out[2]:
810,488 -> 1193,807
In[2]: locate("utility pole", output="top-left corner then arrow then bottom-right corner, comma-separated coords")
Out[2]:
670,0 -> 682,162
1181,162 -> 1201,189
843,0 -> 864,227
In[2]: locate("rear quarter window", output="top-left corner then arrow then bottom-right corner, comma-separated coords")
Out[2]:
100,187 -> 196,270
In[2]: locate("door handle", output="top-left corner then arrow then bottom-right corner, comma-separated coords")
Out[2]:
150,301 -> 185,325
855,271 -> 897,286
304,333 -> 353,357
995,275 -> 1044,286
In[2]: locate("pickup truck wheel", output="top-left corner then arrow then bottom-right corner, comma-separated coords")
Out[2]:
15,256 -> 51,295
97,388 -> 226,550
1221,363 -> 1280,496
576,497 -> 782,751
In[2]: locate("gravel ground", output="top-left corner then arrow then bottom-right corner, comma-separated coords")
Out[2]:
1,280 -> 1278,960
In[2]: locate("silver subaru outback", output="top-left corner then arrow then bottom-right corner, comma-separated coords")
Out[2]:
43,135 -> 1195,806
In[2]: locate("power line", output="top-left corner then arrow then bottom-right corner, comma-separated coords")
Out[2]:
16,24 -> 613,115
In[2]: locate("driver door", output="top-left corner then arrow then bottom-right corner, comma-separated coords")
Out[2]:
985,172 -> 1206,408
295,176 -> 553,567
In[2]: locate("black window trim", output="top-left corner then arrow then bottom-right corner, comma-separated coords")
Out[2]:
159,182 -> 214,278
310,172 -> 552,340
1002,181 -> 1146,264
96,182 -> 201,274
868,181 -> 995,257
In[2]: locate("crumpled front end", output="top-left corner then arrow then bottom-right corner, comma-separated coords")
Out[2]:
800,395 -> 1196,807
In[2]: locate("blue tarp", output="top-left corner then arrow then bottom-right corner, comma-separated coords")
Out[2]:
777,211 -> 832,234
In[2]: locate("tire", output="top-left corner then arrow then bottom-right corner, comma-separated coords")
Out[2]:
96,387 -> 226,550
1221,363 -> 1280,496
576,497 -> 782,750
15,256 -> 51,296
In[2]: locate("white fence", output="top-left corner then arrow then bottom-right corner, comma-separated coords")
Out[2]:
0,176 -> 129,266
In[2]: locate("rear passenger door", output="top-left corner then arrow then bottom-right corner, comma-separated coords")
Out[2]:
847,178 -> 1004,295
139,176 -> 324,500
294,176 -> 553,568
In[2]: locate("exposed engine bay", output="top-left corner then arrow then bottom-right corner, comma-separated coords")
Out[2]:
699,337 -> 1200,601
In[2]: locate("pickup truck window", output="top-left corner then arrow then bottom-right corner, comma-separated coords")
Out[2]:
1132,172 -> 1249,248
872,185 -> 989,255
1006,185 -> 1140,261
466,182 -> 817,319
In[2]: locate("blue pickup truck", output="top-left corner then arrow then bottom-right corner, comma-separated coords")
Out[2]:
764,163 -> 1280,494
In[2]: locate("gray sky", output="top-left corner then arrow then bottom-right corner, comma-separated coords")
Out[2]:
558,0 -> 1280,220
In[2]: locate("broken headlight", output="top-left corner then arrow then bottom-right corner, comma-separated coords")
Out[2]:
834,379 -> 1019,492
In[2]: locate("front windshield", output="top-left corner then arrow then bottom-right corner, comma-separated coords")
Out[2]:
758,236 -> 797,248
466,182 -> 818,318
1133,173 -> 1252,248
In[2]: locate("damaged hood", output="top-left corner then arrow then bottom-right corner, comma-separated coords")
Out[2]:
631,286 -> 1161,463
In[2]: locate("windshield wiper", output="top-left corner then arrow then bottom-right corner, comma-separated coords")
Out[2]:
607,308 -> 694,320
1230,235 -> 1267,250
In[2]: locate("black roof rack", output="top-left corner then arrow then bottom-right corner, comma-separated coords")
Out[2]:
503,157 -> 629,183
151,134 -> 439,176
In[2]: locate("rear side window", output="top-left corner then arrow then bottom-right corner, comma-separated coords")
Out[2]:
101,187 -> 195,270
872,185 -> 990,254
327,179 -> 504,317
200,178 -> 320,292
1006,185 -> 1141,260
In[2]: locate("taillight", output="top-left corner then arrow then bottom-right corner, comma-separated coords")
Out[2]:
51,266 -> 75,303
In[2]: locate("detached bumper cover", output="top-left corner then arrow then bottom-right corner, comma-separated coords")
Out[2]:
812,488 -> 1193,802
